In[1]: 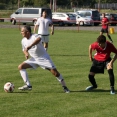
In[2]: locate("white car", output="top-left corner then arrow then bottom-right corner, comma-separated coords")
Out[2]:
76,14 -> 94,26
52,12 -> 76,26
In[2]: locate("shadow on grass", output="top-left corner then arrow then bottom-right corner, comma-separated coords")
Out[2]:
50,54 -> 88,57
70,89 -> 114,93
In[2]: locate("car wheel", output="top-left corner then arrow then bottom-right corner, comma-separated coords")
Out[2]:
11,19 -> 16,25
59,21 -> 64,26
67,24 -> 72,26
111,23 -> 116,26
80,21 -> 84,26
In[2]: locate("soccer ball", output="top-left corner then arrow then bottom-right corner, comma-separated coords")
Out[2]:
4,82 -> 15,93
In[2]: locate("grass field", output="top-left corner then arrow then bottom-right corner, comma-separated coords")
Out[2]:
0,27 -> 117,117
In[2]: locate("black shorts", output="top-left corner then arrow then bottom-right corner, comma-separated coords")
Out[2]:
90,58 -> 111,74
101,28 -> 108,33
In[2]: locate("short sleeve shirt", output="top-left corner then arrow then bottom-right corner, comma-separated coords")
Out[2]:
36,17 -> 53,35
91,41 -> 117,61
21,34 -> 50,59
102,17 -> 109,29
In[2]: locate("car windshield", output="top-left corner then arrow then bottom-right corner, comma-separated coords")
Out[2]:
67,14 -> 75,17
92,11 -> 100,17
78,14 -> 86,17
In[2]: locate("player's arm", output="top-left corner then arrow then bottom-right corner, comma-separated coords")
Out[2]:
89,45 -> 93,61
107,54 -> 117,69
107,46 -> 117,68
26,37 -> 41,51
50,24 -> 54,35
23,50 -> 29,59
33,25 -> 38,33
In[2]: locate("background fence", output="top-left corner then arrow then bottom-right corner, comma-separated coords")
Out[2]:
95,3 -> 117,10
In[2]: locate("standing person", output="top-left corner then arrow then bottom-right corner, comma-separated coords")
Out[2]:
100,13 -> 113,43
34,10 -> 54,51
18,25 -> 69,93
86,35 -> 117,94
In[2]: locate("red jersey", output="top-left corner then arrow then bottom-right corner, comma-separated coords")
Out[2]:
102,17 -> 109,29
91,41 -> 117,61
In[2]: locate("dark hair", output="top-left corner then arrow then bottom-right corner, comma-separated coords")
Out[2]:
22,25 -> 31,33
43,10 -> 47,14
97,35 -> 106,43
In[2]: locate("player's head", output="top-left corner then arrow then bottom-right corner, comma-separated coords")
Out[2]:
22,25 -> 32,33
21,25 -> 32,38
42,10 -> 47,18
102,13 -> 105,17
97,35 -> 106,48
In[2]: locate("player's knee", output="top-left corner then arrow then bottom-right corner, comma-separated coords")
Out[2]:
50,69 -> 59,77
18,64 -> 23,70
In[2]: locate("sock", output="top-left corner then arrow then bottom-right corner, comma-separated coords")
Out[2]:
44,48 -> 48,51
20,69 -> 31,86
108,69 -> 114,87
108,35 -> 113,42
88,74 -> 97,88
56,74 -> 66,87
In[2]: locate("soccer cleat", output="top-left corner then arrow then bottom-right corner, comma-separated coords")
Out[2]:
18,85 -> 32,91
110,87 -> 115,95
63,86 -> 70,93
86,85 -> 97,91
110,91 -> 115,95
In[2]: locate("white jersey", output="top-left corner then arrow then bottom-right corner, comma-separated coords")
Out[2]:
36,17 -> 53,35
22,34 -> 49,59
21,34 -> 55,69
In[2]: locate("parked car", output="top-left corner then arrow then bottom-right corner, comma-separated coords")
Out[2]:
76,9 -> 100,26
52,12 -> 76,26
100,13 -> 117,26
10,7 -> 52,25
76,14 -> 94,26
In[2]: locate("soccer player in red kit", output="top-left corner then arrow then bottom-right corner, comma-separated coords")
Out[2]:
100,13 -> 113,43
86,35 -> 117,94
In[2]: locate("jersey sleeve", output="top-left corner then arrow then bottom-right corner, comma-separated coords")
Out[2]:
35,18 -> 40,25
91,42 -> 97,50
21,40 -> 25,51
33,34 -> 41,42
49,19 -> 53,25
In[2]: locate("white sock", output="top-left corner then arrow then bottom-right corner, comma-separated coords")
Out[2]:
44,48 -> 47,51
20,69 -> 31,86
56,74 -> 66,87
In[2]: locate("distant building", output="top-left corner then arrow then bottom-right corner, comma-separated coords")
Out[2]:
95,3 -> 117,10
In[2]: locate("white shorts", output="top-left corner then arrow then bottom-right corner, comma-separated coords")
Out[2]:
24,57 -> 56,70
40,35 -> 49,43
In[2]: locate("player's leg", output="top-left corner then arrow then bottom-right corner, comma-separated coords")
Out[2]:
100,28 -> 103,35
100,31 -> 103,35
43,42 -> 48,51
43,36 -> 49,51
106,29 -> 113,43
86,59 -> 104,91
86,72 -> 97,91
47,68 -> 70,93
106,62 -> 115,94
18,62 -> 32,90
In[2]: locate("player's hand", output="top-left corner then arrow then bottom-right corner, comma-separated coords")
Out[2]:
24,49 -> 29,59
89,57 -> 93,62
25,54 -> 29,59
107,62 -> 113,69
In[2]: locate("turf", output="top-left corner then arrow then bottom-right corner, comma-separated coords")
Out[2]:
0,27 -> 117,117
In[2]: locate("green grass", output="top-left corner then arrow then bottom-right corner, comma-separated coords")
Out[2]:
0,27 -> 117,117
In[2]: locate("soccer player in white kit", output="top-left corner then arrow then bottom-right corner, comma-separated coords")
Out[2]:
34,10 -> 54,51
18,25 -> 70,93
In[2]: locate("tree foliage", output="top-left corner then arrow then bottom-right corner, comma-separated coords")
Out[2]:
0,0 -> 117,9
